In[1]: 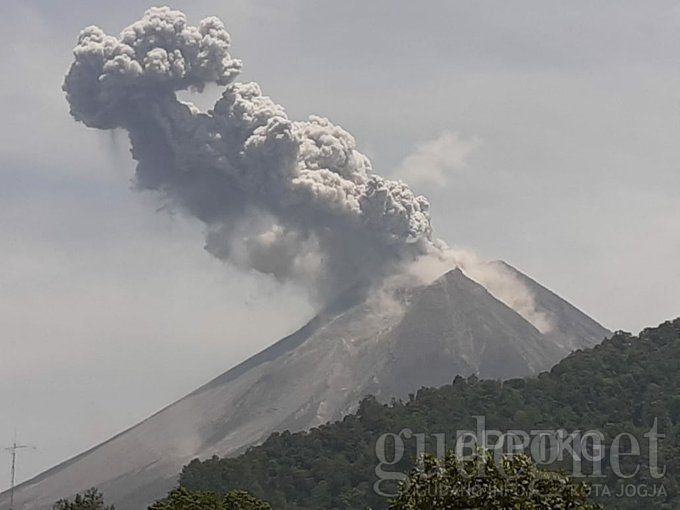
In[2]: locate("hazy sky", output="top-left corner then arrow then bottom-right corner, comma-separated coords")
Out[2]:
1,0 -> 679,491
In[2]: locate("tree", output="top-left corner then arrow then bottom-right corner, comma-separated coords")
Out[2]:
389,450 -> 603,509
178,321 -> 680,509
53,488 -> 114,510
149,486 -> 271,510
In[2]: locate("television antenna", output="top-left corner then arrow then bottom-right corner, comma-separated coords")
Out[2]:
4,437 -> 36,510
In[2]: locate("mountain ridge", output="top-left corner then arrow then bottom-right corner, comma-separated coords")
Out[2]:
0,263 -> 610,510
178,318 -> 679,509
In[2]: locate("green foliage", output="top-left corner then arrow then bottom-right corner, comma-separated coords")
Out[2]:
149,486 -> 271,510
390,450 -> 602,509
53,488 -> 114,510
179,319 -> 680,509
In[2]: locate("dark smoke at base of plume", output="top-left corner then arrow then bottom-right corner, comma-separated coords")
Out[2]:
63,7 -> 443,302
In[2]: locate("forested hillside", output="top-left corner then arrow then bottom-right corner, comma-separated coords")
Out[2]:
179,319 -> 680,509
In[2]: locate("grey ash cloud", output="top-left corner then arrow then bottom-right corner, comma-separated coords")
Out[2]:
63,7 -> 439,299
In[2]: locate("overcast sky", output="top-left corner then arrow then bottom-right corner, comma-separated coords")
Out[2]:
1,0 -> 679,491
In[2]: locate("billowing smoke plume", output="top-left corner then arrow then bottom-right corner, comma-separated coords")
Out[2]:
397,248 -> 553,333
64,6 -> 553,334
63,7 -> 438,299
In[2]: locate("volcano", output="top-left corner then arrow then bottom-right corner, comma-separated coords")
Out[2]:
1,264 -> 609,510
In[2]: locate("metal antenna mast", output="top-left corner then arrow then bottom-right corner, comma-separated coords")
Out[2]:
4,439 -> 34,510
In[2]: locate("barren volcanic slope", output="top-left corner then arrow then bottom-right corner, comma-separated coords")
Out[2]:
487,261 -> 609,352
0,266 -> 609,510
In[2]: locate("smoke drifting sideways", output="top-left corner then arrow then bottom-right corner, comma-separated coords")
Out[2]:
63,7 -> 441,301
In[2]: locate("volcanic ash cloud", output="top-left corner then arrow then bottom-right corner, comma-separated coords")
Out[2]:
63,7 -> 441,299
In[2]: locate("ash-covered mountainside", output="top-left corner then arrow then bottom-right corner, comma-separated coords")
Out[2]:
180,319 -> 679,510
0,265 -> 609,510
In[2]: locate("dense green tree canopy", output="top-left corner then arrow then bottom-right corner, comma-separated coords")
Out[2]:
149,486 -> 271,510
53,488 -> 114,510
179,319 -> 680,509
390,451 -> 602,509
